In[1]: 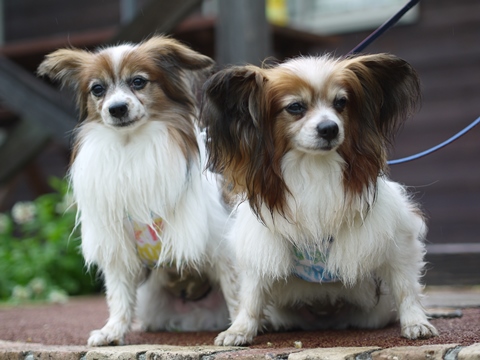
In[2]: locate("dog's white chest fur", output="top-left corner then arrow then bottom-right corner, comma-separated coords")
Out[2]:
71,121 -> 210,270
234,149 -> 424,286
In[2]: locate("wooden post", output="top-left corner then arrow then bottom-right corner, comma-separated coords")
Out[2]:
110,0 -> 202,44
0,0 -> 4,46
216,0 -> 272,66
120,0 -> 138,25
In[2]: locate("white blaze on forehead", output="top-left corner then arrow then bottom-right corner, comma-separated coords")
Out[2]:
97,44 -> 137,73
280,56 -> 339,90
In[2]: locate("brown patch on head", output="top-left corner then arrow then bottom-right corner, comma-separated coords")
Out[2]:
260,68 -> 319,208
202,54 -> 421,215
38,36 -> 214,164
334,53 -> 421,196
121,37 -> 212,111
202,65 -> 311,219
202,66 -> 270,216
77,52 -> 118,124
126,36 -> 213,162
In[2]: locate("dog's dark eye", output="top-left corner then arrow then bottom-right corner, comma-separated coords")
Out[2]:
333,97 -> 347,112
131,77 -> 147,90
91,84 -> 105,97
285,102 -> 306,115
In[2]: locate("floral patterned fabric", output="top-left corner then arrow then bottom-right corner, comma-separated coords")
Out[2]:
292,242 -> 338,283
130,217 -> 164,268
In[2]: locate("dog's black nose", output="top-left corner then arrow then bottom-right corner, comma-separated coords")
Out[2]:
109,103 -> 128,118
316,121 -> 339,141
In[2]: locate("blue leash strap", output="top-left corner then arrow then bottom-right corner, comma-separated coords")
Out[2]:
348,0 -> 421,55
344,0 -> 479,165
387,116 -> 480,165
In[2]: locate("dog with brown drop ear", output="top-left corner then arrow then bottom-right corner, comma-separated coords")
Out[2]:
202,53 -> 438,346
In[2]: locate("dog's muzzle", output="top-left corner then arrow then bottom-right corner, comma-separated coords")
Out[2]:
109,102 -> 129,118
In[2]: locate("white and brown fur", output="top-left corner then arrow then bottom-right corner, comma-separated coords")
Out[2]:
201,53 -> 438,346
38,36 -> 237,346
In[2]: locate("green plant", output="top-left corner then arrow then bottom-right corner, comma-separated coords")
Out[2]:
0,177 -> 101,303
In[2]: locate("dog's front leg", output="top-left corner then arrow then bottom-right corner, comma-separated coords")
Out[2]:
381,241 -> 438,339
214,270 -> 267,346
88,266 -> 141,346
388,272 -> 437,339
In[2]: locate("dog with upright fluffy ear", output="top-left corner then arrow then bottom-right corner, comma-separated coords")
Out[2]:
202,53 -> 438,346
38,36 -> 237,346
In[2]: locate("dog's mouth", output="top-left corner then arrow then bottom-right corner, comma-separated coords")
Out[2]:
112,119 -> 137,128
317,135 -> 342,150
319,143 -> 335,151
314,137 -> 343,153
299,141 -> 340,154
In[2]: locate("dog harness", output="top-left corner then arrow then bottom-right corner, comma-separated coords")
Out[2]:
129,216 -> 214,302
130,216 -> 165,268
292,239 -> 338,283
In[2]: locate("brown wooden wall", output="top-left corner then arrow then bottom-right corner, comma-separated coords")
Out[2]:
3,0 -> 120,42
2,0 -> 479,250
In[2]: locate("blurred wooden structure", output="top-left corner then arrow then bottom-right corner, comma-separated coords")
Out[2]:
0,0 -> 479,285
216,0 -> 271,66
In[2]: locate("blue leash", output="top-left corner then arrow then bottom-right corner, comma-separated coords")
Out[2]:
346,0 -> 479,165
387,117 -> 480,165
348,0 -> 421,55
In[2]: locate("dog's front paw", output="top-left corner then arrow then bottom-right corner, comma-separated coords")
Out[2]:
88,329 -> 125,346
214,330 -> 252,346
401,322 -> 438,340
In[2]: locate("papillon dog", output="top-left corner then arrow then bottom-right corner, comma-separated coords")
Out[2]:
201,53 -> 438,346
38,36 -> 237,346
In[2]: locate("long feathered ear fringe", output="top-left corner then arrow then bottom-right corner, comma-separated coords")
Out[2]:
201,66 -> 290,220
338,53 -> 421,196
127,36 -> 215,114
129,36 -> 215,162
37,48 -> 93,121
37,48 -> 92,88
139,36 -> 215,71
